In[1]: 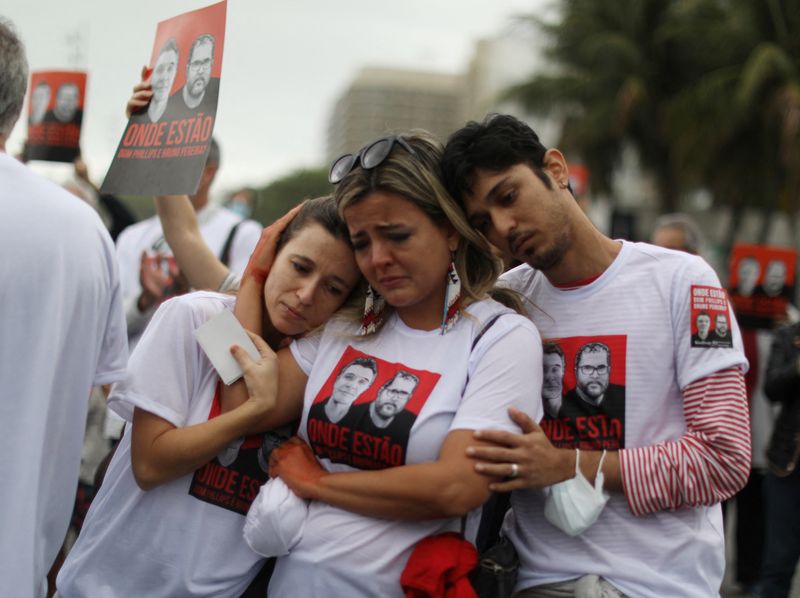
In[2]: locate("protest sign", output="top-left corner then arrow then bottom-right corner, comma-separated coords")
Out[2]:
102,0 -> 226,195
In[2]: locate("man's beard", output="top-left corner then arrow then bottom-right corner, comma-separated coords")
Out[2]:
187,77 -> 208,99
524,228 -> 570,271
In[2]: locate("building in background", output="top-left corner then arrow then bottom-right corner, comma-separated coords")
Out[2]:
325,67 -> 464,162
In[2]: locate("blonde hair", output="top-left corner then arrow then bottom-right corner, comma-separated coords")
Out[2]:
333,130 -> 524,334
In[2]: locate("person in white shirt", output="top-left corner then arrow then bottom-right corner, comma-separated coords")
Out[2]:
115,137 -> 263,347
0,19 -> 128,598
57,197 -> 363,597
238,132 -> 543,597
441,114 -> 751,598
104,137 -> 263,440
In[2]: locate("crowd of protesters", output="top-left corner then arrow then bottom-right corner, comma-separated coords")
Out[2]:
2,15 -> 798,598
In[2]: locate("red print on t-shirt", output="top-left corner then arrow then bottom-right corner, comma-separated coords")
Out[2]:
306,346 -> 440,470
539,335 -> 627,450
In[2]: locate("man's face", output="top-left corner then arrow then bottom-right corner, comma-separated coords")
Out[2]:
54,84 -> 79,122
30,84 -> 50,123
463,163 -> 572,272
186,41 -> 213,101
575,350 -> 610,402
542,352 -> 564,402
652,227 -> 689,253
217,436 -> 244,467
331,363 -> 375,408
715,314 -> 728,335
737,258 -> 760,296
763,260 -> 787,297
696,314 -> 711,338
152,49 -> 179,103
375,376 -> 417,419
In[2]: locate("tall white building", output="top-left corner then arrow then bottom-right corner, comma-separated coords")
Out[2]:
326,67 -> 464,161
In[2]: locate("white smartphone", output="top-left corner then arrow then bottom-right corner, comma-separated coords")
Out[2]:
193,309 -> 260,385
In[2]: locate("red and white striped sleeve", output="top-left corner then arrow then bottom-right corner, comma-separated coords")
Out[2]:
619,367 -> 751,516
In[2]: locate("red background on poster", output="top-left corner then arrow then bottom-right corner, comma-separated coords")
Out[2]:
28,71 -> 87,116
543,334 -> 627,396
311,346 -> 441,417
148,0 -> 226,95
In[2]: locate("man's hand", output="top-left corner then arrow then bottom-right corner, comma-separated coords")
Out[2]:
137,252 -> 173,312
466,407 -> 575,492
74,156 -> 90,184
126,66 -> 153,118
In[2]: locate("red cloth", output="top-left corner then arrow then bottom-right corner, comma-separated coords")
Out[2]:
400,532 -> 477,598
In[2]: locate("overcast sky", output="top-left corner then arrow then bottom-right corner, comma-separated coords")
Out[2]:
5,0 -> 540,194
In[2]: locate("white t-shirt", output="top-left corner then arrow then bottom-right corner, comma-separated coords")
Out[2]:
268,299 -> 543,597
58,292 -> 267,598
0,153 -> 128,598
501,241 -> 748,598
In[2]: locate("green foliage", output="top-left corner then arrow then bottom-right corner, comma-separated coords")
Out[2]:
509,0 -> 800,219
251,167 -> 333,225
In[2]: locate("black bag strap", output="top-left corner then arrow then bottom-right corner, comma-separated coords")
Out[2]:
474,492 -> 512,553
471,313 -> 503,351
463,312 -> 504,391
462,311 -> 510,545
219,221 -> 242,267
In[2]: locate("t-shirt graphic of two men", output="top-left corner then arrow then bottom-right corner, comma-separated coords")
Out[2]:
540,337 -> 626,450
189,386 -> 292,516
691,311 -> 733,348
306,348 -> 436,470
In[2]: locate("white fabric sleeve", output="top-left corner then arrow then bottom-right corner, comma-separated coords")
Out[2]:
93,235 -> 129,385
243,478 -> 308,558
217,271 -> 241,293
108,295 -> 210,426
671,257 -> 749,388
450,317 -> 544,433
228,219 -> 263,276
289,329 -> 324,376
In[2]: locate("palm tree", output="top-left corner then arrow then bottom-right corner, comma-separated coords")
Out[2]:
664,0 -> 800,244
510,0 -> 800,237
509,0 -> 692,212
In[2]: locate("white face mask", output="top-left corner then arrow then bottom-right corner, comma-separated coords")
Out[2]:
227,201 -> 251,218
544,449 -> 610,536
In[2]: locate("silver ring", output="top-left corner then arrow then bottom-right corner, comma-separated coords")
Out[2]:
510,463 -> 519,478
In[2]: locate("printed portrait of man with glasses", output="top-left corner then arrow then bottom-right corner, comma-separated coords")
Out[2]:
336,368 -> 426,469
167,32 -> 220,119
367,371 -> 419,430
561,340 -> 626,449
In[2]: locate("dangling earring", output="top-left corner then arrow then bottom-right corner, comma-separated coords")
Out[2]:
558,180 -> 569,189
440,261 -> 461,335
360,285 -> 386,335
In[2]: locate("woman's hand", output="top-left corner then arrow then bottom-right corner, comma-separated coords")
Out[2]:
228,205 -> 302,416
241,203 -> 304,286
230,330 -> 279,425
269,437 -> 326,499
126,66 -> 153,118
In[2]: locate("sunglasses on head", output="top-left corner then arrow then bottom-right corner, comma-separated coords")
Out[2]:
328,135 -> 418,184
